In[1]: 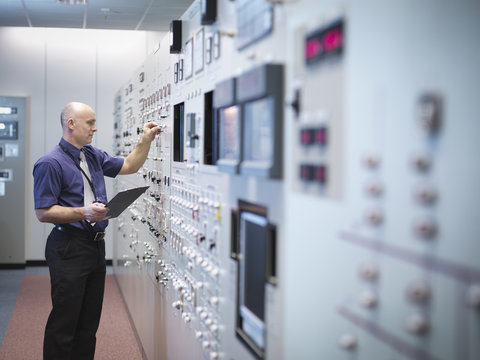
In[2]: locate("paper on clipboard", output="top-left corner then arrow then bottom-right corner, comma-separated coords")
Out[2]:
105,186 -> 149,219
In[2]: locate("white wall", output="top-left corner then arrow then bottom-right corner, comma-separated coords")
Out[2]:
0,26 -> 165,261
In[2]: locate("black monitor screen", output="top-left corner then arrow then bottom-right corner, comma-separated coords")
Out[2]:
239,211 -> 267,350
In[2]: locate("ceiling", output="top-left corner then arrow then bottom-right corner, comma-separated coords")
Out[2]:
0,0 -> 194,31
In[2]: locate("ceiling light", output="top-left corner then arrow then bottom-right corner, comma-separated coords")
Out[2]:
57,0 -> 87,4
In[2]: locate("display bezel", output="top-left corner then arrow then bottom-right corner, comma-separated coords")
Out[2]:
184,38 -> 194,80
237,64 -> 284,178
235,200 -> 268,359
195,28 -> 205,74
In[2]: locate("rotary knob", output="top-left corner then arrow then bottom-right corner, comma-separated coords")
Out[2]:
411,153 -> 432,172
358,290 -> 378,308
364,208 -> 383,226
338,333 -> 357,350
363,153 -> 381,169
405,313 -> 429,335
364,180 -> 383,197
413,217 -> 437,238
407,281 -> 431,303
358,263 -> 379,281
414,185 -> 437,205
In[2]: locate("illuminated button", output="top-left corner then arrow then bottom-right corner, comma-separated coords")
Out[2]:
314,127 -> 327,146
405,313 -> 429,335
200,312 -> 208,320
338,333 -> 357,350
300,129 -> 314,145
195,331 -> 203,339
210,351 -> 219,360
202,341 -> 210,349
314,165 -> 327,184
205,318 -> 213,326
300,164 -> 315,181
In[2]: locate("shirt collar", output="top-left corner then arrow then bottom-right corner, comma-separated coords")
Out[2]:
59,138 -> 81,160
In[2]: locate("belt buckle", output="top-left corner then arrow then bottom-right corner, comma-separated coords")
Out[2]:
94,232 -> 105,241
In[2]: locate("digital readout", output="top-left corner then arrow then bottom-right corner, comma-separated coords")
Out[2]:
305,19 -> 344,66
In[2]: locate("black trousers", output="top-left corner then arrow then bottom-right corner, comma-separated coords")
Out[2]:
44,227 -> 106,360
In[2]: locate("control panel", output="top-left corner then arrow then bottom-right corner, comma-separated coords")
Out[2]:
0,97 -> 27,265
112,1 -> 480,360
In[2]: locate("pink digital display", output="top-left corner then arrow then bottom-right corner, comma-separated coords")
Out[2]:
305,19 -> 344,65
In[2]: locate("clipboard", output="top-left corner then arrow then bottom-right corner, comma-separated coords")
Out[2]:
105,186 -> 149,219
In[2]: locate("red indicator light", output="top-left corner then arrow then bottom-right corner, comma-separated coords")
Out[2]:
300,129 -> 313,145
305,38 -> 322,60
305,19 -> 344,66
314,127 -> 327,145
323,29 -> 342,52
314,166 -> 326,183
300,165 -> 314,181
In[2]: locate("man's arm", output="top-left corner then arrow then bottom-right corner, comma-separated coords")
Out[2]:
36,203 -> 108,223
119,122 -> 159,175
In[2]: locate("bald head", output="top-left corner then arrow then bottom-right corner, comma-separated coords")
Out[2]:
60,102 -> 97,148
61,102 -> 94,129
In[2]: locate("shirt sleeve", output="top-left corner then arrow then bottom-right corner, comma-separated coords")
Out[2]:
98,149 -> 124,177
33,159 -> 63,209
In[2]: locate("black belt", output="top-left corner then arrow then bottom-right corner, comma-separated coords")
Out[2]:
55,225 -> 106,242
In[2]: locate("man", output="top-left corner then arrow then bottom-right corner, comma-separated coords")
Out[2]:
33,102 -> 158,359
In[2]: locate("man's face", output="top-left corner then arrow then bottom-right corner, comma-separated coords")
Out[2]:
70,106 -> 97,147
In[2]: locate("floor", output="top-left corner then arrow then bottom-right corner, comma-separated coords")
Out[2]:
0,265 -> 114,346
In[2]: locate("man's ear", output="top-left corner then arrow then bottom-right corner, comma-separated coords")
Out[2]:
67,118 -> 75,130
